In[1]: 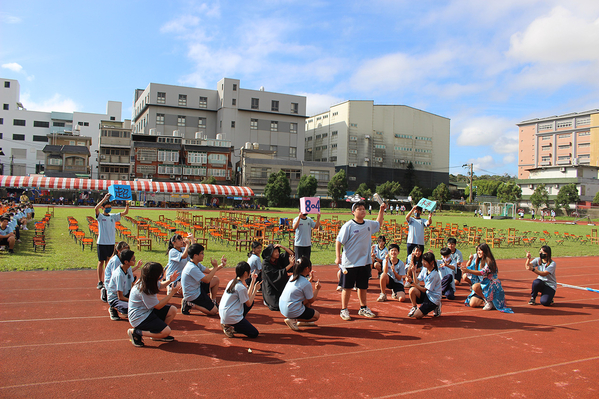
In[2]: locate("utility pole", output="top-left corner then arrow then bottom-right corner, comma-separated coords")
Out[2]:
463,163 -> 474,203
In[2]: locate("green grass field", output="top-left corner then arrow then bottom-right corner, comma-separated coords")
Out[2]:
1,205 -> 598,272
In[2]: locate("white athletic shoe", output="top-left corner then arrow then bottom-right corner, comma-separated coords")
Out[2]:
296,321 -> 316,327
377,293 -> 387,302
336,286 -> 342,292
408,306 -> 417,317
434,302 -> 442,317
391,291 -> 397,300
284,318 -> 299,331
483,301 -> 494,311
358,307 -> 376,318
340,308 -> 351,321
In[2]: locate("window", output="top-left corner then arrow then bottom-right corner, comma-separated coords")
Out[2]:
579,154 -> 590,159
84,122 -> 89,126
349,176 -> 357,181
13,119 -> 26,126
330,156 -> 337,161
578,131 -> 590,137
13,134 -> 25,140
177,116 -> 186,127
250,119 -> 258,130
271,100 -> 279,111
316,134 -> 322,139
556,121 -> 572,129
0,133 -> 2,138
290,122 -> 297,133
183,166 -> 207,176
578,143 -> 590,148
558,144 -> 571,149
69,140 -> 75,145
188,151 -> 207,164
376,131 -> 383,135
541,156 -> 551,162
350,123 -> 357,127
208,168 -> 227,177
331,143 -> 337,148
349,136 -> 357,141
156,114 -> 165,125
251,98 -> 259,110
232,84 -> 237,91
415,136 -> 432,141
158,150 -> 179,162
231,121 -> 236,128
232,98 -> 236,106
541,136 -> 551,140
157,92 -> 166,104
4,81 -> 9,88
3,104 -> 8,110
270,145 -> 278,152
53,122 -> 65,127
291,103 -> 298,114
558,134 -> 570,138
198,118 -> 206,128
33,135 -> 48,142
157,165 -> 182,175
332,112 -> 338,116
310,170 -> 329,181
306,136 -> 312,141
34,121 -> 50,128
558,156 -> 571,161
270,121 -> 278,132
541,145 -> 552,151
395,134 -> 412,139
332,130 -> 338,136
349,163 -> 357,167
322,145 -> 327,150
199,96 -> 207,108
538,123 -> 553,130
0,118 -> 3,124
349,149 -> 358,154
12,148 -> 26,158
178,94 -> 187,106
49,158 -> 62,166
322,133 -> 328,138
208,154 -> 227,164
374,144 -> 386,149
576,117 -> 590,126
289,147 -> 296,158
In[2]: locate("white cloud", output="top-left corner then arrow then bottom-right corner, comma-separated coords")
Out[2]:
2,62 -> 23,72
160,15 -> 200,34
20,93 -> 79,113
302,93 -> 345,116
1,14 -> 22,24
468,155 -> 501,172
455,116 -> 515,147
503,154 -> 516,164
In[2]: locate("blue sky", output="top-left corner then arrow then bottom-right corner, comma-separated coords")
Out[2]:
2,0 -> 598,176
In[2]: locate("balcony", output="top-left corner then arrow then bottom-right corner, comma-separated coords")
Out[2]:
64,165 -> 89,172
100,155 -> 130,164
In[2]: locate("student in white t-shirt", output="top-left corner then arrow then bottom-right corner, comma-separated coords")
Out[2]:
377,244 -> 406,302
246,241 -> 263,286
292,210 -> 321,262
408,252 -> 442,319
181,244 -> 225,316
107,249 -> 138,321
405,205 -> 432,255
525,245 -> 557,306
371,235 -> 388,279
101,241 -> 130,303
164,233 -> 195,294
279,257 -> 321,331
219,261 -> 261,338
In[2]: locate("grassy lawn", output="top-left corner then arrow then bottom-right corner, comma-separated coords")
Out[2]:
1,205 -> 598,272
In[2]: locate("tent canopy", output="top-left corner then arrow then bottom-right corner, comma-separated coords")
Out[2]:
0,175 -> 254,196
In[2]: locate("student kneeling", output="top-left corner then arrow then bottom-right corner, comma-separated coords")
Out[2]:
279,257 -> 321,331
107,249 -> 137,320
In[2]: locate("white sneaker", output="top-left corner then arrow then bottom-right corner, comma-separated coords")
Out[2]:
296,321 -> 316,327
408,306 -> 417,317
352,286 -> 357,291
340,308 -> 351,321
404,281 -> 411,288
377,293 -> 387,302
391,292 -> 397,300
483,301 -> 494,311
336,285 -> 342,292
284,318 -> 299,331
434,302 -> 442,317
358,307 -> 376,318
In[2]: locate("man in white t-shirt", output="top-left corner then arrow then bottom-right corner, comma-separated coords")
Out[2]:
292,211 -> 321,262
95,193 -> 129,290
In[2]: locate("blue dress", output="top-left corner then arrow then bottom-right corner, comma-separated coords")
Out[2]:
464,259 -> 483,305
465,263 -> 513,313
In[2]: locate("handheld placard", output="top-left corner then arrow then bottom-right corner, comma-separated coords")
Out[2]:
108,184 -> 132,201
373,193 -> 384,206
300,197 -> 321,214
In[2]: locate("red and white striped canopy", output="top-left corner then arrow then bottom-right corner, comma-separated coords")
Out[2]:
0,175 -> 254,196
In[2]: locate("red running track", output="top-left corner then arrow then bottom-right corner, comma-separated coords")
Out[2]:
1,257 -> 598,398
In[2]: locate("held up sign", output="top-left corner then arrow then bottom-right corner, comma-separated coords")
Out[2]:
108,184 -> 132,201
416,197 -> 437,212
300,197 -> 321,214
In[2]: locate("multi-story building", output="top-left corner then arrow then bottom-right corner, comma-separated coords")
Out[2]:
98,120 -> 132,180
131,78 -> 306,165
305,101 -> 450,191
517,109 -> 599,178
236,146 -> 336,196
0,78 -> 123,176
516,109 -> 599,202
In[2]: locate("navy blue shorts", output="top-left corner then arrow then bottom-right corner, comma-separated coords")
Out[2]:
136,305 -> 172,333
416,292 -> 437,315
297,306 -> 316,320
386,279 -> 405,293
189,282 -> 215,311
97,244 -> 115,261
340,265 -> 370,290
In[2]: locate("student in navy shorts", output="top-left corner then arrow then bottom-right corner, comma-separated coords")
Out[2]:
127,262 -> 180,347
181,244 -> 225,316
279,257 -> 322,331
95,193 -> 129,290
408,252 -> 442,319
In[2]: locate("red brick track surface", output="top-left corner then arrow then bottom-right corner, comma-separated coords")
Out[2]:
1,257 -> 598,398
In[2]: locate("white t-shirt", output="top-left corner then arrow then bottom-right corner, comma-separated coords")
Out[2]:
407,217 -> 428,245
128,284 -> 159,328
96,213 -> 121,245
293,216 -> 316,247
417,267 -> 442,305
372,245 -> 388,262
385,257 -> 406,283
247,253 -> 262,274
107,266 -> 134,304
219,280 -> 250,325
337,219 -> 380,268
165,248 -> 189,283
279,275 -> 313,319
181,261 -> 208,302
104,255 -> 122,286
531,258 -> 557,291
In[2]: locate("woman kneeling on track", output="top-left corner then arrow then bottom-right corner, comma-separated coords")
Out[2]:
219,261 -> 261,338
525,245 -> 556,306
279,256 -> 321,331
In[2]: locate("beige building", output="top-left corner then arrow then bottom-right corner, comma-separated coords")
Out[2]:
43,133 -> 92,177
98,120 -> 132,180
305,101 -> 450,191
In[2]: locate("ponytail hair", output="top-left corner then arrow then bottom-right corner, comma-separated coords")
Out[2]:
167,234 -> 183,255
422,252 -> 438,272
290,256 -> 312,282
112,241 -> 129,257
227,261 -> 251,294
247,241 -> 261,258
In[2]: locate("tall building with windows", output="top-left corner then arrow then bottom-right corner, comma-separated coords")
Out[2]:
516,109 -> 599,202
305,101 -> 450,191
0,78 -> 123,176
98,120 -> 132,180
131,78 -> 306,170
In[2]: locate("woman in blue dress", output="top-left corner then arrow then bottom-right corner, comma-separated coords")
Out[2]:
461,243 -> 513,313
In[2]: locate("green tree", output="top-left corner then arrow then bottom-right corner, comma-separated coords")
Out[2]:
431,182 -> 450,204
475,180 -> 503,196
409,186 -> 423,205
200,176 -> 217,185
328,169 -> 348,202
530,183 -> 549,211
496,182 -> 522,203
593,191 -> 599,205
405,161 -> 416,193
297,174 -> 318,198
464,184 -> 477,201
264,170 -> 291,207
556,184 -> 580,215
355,182 -> 372,199
376,181 -> 402,201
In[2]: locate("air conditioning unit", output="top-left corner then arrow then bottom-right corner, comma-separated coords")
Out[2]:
176,177 -> 181,181
100,174 -> 107,179
183,176 -> 188,180
121,175 -> 128,180
364,157 -> 370,162
365,135 -> 371,139
149,128 -> 157,136
170,175 -> 176,179
100,155 -> 106,160
560,167 -> 566,172
173,130 -> 181,137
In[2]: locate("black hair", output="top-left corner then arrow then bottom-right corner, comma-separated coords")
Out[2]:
409,246 -> 423,267
119,249 -> 135,264
476,243 -> 497,274
440,247 -> 451,257
540,245 -> 552,263
290,256 -> 312,282
137,262 -> 163,295
248,241 -> 262,258
388,243 -> 400,251
377,235 -> 386,243
188,243 -> 204,258
352,200 -> 366,212
422,252 -> 438,272
167,234 -> 184,255
415,206 -> 423,213
111,241 -> 129,257
227,261 -> 251,294
447,237 -> 457,245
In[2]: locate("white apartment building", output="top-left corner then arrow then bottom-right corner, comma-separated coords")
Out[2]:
0,78 -> 123,176
305,101 -> 450,190
131,78 -> 306,164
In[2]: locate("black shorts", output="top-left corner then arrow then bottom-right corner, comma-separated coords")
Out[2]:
386,279 -> 405,293
136,305 -> 172,333
416,292 -> 438,315
189,282 -> 215,311
297,307 -> 316,320
340,265 -> 370,290
295,246 -> 312,261
0,238 -> 10,245
97,244 -> 115,261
